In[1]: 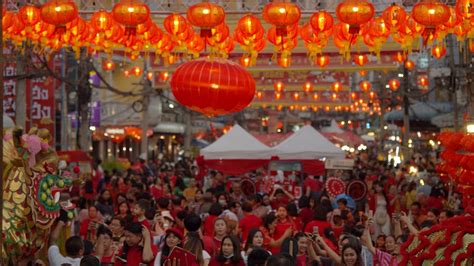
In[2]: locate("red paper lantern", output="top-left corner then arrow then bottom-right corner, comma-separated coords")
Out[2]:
237,15 -> 262,37
456,0 -> 474,19
310,10 -> 334,33
302,82 -> 312,93
278,57 -> 291,68
388,79 -> 400,91
332,82 -> 342,92
336,0 -> 375,33
359,81 -> 372,92
274,81 -> 284,93
102,60 -> 115,71
40,0 -> 78,34
315,55 -> 330,67
292,92 -> 300,101
112,0 -> 150,35
274,92 -> 282,100
412,0 -> 450,27
444,7 -> 461,28
90,9 -> 113,32
170,58 -> 256,117
359,70 -> 367,76
256,91 -> 263,100
19,4 -> 41,26
159,71 -> 169,82
353,54 -> 368,66
432,44 -> 447,59
312,93 -> 319,100
405,60 -> 415,70
163,13 -> 188,35
187,2 -> 225,37
382,3 -> 407,31
393,51 -> 406,63
240,55 -> 251,68
262,2 -> 301,36
418,76 -> 429,87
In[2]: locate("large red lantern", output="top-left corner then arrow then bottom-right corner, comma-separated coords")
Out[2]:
187,2 -> 225,37
170,58 -> 255,117
336,0 -> 375,33
388,79 -> 400,91
112,0 -> 150,35
432,44 -> 447,59
40,0 -> 78,34
262,2 -> 301,36
393,51 -> 406,63
412,0 -> 450,44
163,13 -> 188,35
310,11 -> 334,33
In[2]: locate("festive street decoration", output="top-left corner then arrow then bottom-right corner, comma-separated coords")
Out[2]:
112,0 -> 150,36
359,80 -> 372,92
262,2 -> 301,37
187,2 -> 225,37
388,79 -> 401,91
170,58 -> 255,117
336,0 -> 375,34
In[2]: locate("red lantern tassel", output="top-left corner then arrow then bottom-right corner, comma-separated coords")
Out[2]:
200,28 -> 212,38
124,27 -> 137,36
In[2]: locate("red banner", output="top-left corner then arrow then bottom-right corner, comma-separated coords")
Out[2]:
26,76 -> 56,144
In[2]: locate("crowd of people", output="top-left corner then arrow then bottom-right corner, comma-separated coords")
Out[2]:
45,150 -> 465,266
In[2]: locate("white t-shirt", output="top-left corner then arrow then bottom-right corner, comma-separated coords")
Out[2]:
48,245 -> 82,266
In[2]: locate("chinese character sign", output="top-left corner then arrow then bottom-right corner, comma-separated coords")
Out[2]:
26,76 -> 56,144
3,64 -> 17,119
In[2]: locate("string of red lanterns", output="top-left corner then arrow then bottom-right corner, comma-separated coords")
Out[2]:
4,0 -> 473,65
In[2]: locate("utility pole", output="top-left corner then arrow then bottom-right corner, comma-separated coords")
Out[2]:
447,34 -> 459,132
140,78 -> 152,160
402,60 -> 410,154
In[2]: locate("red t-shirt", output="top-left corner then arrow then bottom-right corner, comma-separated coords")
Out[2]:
274,219 -> 295,241
150,186 -> 163,200
270,196 -> 290,210
203,235 -> 217,256
204,215 -> 218,237
239,214 -> 262,242
304,220 -> 331,234
209,258 -> 245,266
114,245 -> 158,266
299,208 -> 314,226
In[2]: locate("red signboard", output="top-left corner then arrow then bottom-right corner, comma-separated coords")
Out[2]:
26,76 -> 56,141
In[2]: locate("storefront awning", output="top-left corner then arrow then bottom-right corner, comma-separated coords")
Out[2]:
153,122 -> 185,134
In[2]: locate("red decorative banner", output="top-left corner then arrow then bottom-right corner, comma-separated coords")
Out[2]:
26,75 -> 56,144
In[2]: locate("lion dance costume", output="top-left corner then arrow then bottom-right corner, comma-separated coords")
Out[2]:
1,128 -> 72,264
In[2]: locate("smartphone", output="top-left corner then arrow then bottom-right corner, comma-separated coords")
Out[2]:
313,226 -> 319,236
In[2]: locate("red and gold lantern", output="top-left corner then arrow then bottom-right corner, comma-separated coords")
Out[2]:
405,60 -> 415,70
412,0 -> 451,27
187,2 -> 225,37
393,51 -> 406,63
432,44 -> 447,59
353,54 -> 368,66
237,14 -> 262,37
278,57 -> 291,68
112,0 -> 150,35
456,0 -> 474,20
171,58 -> 255,117
19,5 -> 41,26
360,81 -> 372,92
388,79 -> 400,91
262,2 -> 301,36
102,60 -> 115,71
315,55 -> 330,68
418,76 -> 429,87
336,0 -> 375,33
274,81 -> 284,93
332,81 -> 342,92
303,82 -> 313,93
159,71 -> 169,82
40,0 -> 78,34
90,10 -> 113,32
310,10 -> 334,33
382,3 -> 407,31
163,13 -> 188,35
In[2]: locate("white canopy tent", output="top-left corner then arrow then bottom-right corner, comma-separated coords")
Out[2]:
200,124 -> 272,160
271,125 -> 345,160
320,119 -> 345,133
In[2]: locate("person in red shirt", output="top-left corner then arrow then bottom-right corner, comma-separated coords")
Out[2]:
132,199 -> 152,230
114,222 -> 157,266
260,213 -> 292,254
79,206 -> 104,243
304,206 -> 331,235
303,175 -> 323,197
274,206 -> 297,242
298,196 -> 315,227
269,187 -> 295,210
209,236 -> 245,266
203,203 -> 223,237
239,202 -> 262,243
150,178 -> 163,200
